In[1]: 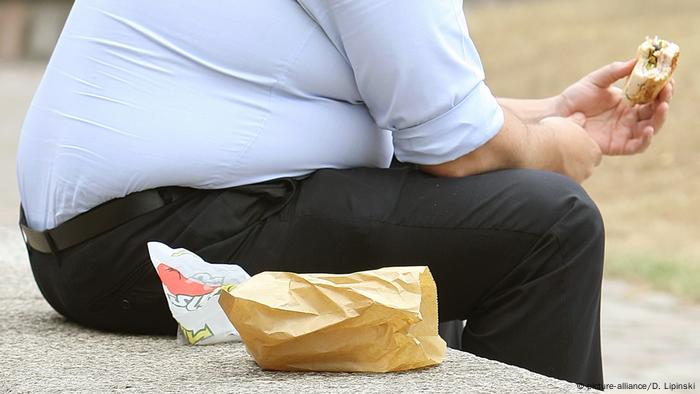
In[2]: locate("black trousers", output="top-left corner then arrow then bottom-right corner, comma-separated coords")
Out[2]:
26,167 -> 604,387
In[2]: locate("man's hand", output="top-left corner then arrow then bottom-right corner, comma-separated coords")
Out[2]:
537,114 -> 602,182
421,59 -> 677,182
556,60 -> 674,155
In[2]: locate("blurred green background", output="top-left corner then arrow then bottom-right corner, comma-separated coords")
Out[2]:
464,0 -> 700,302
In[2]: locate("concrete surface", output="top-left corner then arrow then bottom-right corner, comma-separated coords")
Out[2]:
0,226 -> 591,393
601,280 -> 700,385
3,61 -> 699,394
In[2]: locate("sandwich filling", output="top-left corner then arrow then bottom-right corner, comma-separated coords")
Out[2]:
624,36 -> 679,104
637,37 -> 680,80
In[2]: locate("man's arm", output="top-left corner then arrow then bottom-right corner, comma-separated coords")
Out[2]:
296,0 -> 602,182
496,97 -> 560,122
419,106 -> 603,183
297,0 -> 506,166
490,60 -> 673,162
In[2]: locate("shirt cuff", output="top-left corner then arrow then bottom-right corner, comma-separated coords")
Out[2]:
391,81 -> 504,165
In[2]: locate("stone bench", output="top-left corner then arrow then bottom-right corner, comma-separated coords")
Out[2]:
0,226 -> 596,392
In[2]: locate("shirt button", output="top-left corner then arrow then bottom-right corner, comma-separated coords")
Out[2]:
121,299 -> 132,310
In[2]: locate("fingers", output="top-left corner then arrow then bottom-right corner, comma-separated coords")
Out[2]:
659,81 -> 673,103
568,112 -> 586,126
610,77 -> 671,155
637,102 -> 656,120
639,102 -> 669,132
611,86 -> 624,95
635,82 -> 672,125
652,102 -> 669,134
586,59 -> 636,88
623,126 -> 654,155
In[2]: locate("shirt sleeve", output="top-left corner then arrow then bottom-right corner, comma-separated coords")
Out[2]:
296,0 -> 504,165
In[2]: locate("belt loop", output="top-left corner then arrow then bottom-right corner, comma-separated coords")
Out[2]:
156,186 -> 191,205
44,230 -> 60,257
44,230 -> 63,267
155,187 -> 173,204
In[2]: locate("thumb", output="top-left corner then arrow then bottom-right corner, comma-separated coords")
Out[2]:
568,112 -> 586,126
586,59 -> 636,88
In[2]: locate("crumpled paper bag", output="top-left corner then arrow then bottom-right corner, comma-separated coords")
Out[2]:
147,242 -> 250,345
218,266 -> 446,372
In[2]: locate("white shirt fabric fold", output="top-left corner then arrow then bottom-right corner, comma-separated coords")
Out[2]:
17,0 -> 503,231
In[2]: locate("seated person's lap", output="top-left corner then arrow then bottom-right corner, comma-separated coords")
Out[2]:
28,166 -> 604,384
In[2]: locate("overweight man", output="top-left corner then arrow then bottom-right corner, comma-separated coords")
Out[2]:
17,1 -> 672,388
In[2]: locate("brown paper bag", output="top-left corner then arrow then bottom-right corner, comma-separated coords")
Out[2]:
218,266 -> 446,372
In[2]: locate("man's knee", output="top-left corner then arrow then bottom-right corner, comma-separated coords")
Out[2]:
511,169 -> 605,253
519,170 -> 605,285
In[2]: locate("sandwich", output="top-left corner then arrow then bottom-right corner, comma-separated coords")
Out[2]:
624,36 -> 680,104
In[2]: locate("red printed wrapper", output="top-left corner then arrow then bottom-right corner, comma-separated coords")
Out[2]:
147,242 -> 250,345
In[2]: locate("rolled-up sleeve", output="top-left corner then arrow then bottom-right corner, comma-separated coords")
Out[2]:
296,0 -> 504,164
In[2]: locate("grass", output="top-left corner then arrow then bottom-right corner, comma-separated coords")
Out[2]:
606,254 -> 700,302
465,0 -> 700,301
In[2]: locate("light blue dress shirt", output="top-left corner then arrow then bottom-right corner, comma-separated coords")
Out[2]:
17,0 -> 504,231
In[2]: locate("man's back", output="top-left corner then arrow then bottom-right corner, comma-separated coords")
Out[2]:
17,0 -> 393,230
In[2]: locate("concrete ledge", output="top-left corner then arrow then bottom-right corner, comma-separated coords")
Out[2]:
0,226 -> 596,393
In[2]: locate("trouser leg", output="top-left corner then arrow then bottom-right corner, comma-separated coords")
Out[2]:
24,167 -> 604,387
215,167 -> 604,387
456,175 -> 605,387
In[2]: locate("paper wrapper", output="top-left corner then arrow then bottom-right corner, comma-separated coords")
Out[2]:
147,242 -> 250,345
219,266 -> 446,372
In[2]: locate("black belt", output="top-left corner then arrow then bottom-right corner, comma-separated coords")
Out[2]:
20,189 -> 172,254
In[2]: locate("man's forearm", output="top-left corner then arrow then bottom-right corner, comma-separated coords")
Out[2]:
418,105 -> 601,182
418,106 -> 559,178
497,97 -> 561,122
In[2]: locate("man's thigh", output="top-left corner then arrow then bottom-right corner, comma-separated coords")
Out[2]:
228,167 -> 593,321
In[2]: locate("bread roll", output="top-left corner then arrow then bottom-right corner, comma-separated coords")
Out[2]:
624,36 -> 679,105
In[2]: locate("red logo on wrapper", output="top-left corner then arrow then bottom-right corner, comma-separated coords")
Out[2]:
157,263 -> 218,296
156,263 -> 220,311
